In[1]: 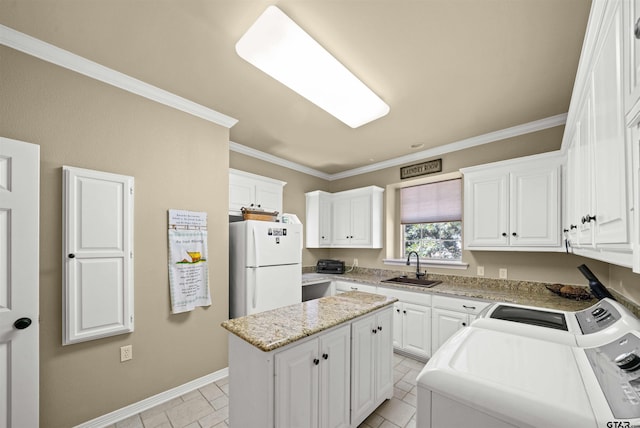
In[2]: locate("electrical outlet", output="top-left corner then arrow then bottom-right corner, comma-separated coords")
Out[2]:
353,258 -> 358,267
477,266 -> 485,276
120,345 -> 133,362
499,268 -> 508,279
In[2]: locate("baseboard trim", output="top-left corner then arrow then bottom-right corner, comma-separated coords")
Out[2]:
74,367 -> 229,428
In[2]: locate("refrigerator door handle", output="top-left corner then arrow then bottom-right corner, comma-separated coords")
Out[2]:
252,226 -> 260,267
250,267 -> 257,309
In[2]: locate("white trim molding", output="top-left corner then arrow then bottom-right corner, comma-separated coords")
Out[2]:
231,113 -> 567,181
73,367 -> 229,428
0,24 -> 238,129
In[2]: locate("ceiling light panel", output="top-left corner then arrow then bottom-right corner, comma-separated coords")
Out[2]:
236,6 -> 389,128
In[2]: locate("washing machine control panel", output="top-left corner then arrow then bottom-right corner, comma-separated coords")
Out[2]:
576,300 -> 621,334
585,332 -> 640,419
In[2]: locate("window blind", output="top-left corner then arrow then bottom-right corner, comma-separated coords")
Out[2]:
400,178 -> 462,224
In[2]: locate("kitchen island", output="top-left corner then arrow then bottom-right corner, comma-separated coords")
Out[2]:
221,291 -> 398,428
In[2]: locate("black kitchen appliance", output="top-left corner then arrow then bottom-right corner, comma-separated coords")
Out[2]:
316,259 -> 345,274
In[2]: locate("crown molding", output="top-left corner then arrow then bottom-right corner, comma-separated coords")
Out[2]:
232,113 -> 567,181
0,24 -> 238,129
229,141 -> 333,180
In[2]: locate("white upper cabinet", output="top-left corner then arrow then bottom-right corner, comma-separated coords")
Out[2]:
305,191 -> 332,247
562,0 -> 634,268
229,169 -> 286,216
461,152 -> 562,251
305,186 -> 383,249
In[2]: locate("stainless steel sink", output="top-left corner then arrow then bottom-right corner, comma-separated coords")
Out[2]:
381,276 -> 441,288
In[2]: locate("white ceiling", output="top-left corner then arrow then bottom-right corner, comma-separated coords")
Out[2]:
0,0 -> 592,175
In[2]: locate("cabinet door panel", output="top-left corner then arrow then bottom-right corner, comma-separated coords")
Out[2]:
510,167 -> 560,246
229,176 -> 255,213
255,182 -> 283,213
275,339 -> 319,428
331,198 -> 351,246
351,315 -> 376,424
375,309 -> 394,403
464,174 -> 509,247
593,3 -> 629,245
393,303 -> 403,349
319,326 -> 350,428
432,308 -> 467,352
349,194 -> 372,246
402,303 -> 431,358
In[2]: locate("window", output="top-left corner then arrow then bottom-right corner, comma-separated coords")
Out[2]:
400,179 -> 462,260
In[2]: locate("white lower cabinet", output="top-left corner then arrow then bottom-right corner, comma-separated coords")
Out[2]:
351,309 -> 394,427
431,295 -> 490,352
275,325 -> 351,428
376,287 -> 432,360
228,306 -> 393,428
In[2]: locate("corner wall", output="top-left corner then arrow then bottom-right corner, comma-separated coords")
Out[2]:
1,46 -> 231,427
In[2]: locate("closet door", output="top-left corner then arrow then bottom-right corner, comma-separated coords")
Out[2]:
63,166 -> 134,345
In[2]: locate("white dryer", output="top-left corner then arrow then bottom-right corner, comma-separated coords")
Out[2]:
417,327 -> 640,428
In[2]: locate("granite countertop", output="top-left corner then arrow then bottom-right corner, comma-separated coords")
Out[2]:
221,291 -> 397,352
302,269 -> 597,312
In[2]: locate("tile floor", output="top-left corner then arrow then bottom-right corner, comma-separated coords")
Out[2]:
110,353 -> 424,428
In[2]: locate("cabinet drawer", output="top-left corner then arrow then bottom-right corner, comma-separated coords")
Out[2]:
432,295 -> 489,315
334,280 -> 377,294
377,286 -> 431,306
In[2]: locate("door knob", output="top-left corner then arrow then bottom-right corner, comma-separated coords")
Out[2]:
68,253 -> 75,259
14,317 -> 32,330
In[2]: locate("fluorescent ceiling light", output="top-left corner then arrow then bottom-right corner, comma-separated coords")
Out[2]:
236,6 -> 390,128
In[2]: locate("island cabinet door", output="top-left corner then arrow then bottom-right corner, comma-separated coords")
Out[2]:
275,339 -> 320,428
351,314 -> 377,424
319,325 -> 351,428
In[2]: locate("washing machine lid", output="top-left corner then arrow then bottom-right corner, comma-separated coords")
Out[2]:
418,327 -> 597,428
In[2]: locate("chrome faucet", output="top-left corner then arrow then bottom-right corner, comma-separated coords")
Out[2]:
406,251 -> 426,279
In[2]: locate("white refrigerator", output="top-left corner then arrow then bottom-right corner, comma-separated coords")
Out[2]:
229,220 -> 302,319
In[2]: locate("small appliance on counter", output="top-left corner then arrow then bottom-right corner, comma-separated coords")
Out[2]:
316,259 -> 345,274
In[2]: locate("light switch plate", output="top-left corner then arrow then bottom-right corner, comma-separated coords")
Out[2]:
477,266 -> 485,276
499,268 -> 508,279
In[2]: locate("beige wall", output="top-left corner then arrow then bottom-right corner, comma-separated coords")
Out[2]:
1,46 -> 231,427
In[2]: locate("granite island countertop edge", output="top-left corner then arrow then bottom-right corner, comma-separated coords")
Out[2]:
221,291 -> 398,352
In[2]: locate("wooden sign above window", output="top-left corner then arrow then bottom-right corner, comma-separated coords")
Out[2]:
400,158 -> 442,180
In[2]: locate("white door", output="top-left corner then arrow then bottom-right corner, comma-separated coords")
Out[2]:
403,303 -> 431,358
351,314 -> 376,424
432,308 -> 467,351
464,174 -> 509,247
510,166 -> 560,247
0,137 -> 39,428
275,338 -> 319,428
319,325 -> 350,428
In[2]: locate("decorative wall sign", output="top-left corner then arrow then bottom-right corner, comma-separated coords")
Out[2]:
168,210 -> 211,314
400,158 -> 442,180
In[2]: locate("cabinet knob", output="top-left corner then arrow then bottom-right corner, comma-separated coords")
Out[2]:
323,353 -> 328,360
313,358 -> 319,365
512,232 -> 517,237
372,329 -> 377,334
68,253 -> 76,259
462,305 -> 476,310
403,310 -> 407,314
570,225 -> 577,230
635,17 -> 640,39
581,215 -> 596,224
501,232 -> 507,237
378,326 -> 382,331
462,322 -> 467,327
396,308 -> 400,313
250,203 -> 254,207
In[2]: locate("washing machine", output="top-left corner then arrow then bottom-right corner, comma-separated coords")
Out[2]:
472,297 -> 640,346
416,326 -> 640,428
